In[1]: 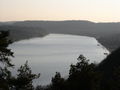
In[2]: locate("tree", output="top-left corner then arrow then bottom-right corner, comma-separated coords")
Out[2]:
13,61 -> 40,90
0,31 -> 14,90
67,55 -> 100,90
35,85 -> 45,90
0,31 -> 40,90
100,66 -> 120,90
51,72 -> 65,90
111,66 -> 120,90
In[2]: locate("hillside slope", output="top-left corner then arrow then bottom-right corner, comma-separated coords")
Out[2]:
1,20 -> 120,51
0,25 -> 48,41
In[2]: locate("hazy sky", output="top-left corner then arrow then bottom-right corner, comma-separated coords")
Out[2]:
0,0 -> 120,22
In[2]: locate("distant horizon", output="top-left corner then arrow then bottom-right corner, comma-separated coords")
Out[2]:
1,19 -> 120,23
1,0 -> 120,23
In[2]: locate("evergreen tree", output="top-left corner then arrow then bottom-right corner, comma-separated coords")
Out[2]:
67,55 -> 99,90
51,72 -> 65,90
0,31 -> 14,90
13,61 -> 40,90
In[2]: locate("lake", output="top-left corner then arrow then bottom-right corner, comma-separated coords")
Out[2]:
9,34 -> 109,86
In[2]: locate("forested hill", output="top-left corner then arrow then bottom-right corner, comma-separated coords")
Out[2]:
1,20 -> 120,51
0,25 -> 48,41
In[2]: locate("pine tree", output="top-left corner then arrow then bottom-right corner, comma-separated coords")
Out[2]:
68,55 -> 99,90
0,31 -> 14,90
51,72 -> 65,90
14,61 -> 40,90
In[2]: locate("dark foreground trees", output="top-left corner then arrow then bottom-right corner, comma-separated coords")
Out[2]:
96,47 -> 120,90
1,31 -> 120,90
67,55 -> 101,90
10,61 -> 40,90
51,72 -> 65,90
43,50 -> 120,90
0,31 -> 14,90
0,31 -> 40,90
39,55 -> 101,90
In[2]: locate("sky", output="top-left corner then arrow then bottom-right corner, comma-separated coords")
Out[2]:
0,0 -> 120,22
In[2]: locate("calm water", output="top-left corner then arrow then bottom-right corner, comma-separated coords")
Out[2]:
9,34 -> 109,85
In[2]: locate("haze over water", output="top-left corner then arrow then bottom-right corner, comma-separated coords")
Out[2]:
9,34 -> 109,85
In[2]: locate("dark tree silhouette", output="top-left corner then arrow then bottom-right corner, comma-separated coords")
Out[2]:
97,47 -> 120,90
0,31 -> 14,90
67,55 -> 100,90
51,72 -> 65,90
12,61 -> 40,90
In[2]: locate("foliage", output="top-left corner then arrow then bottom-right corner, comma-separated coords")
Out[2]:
1,30 -> 120,90
67,55 -> 100,90
43,55 -> 102,90
0,31 -> 14,90
12,61 -> 40,90
0,31 -> 14,67
0,31 -> 40,90
51,72 -> 65,90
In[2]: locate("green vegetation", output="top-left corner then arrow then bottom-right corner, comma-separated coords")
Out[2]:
1,31 -> 120,90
